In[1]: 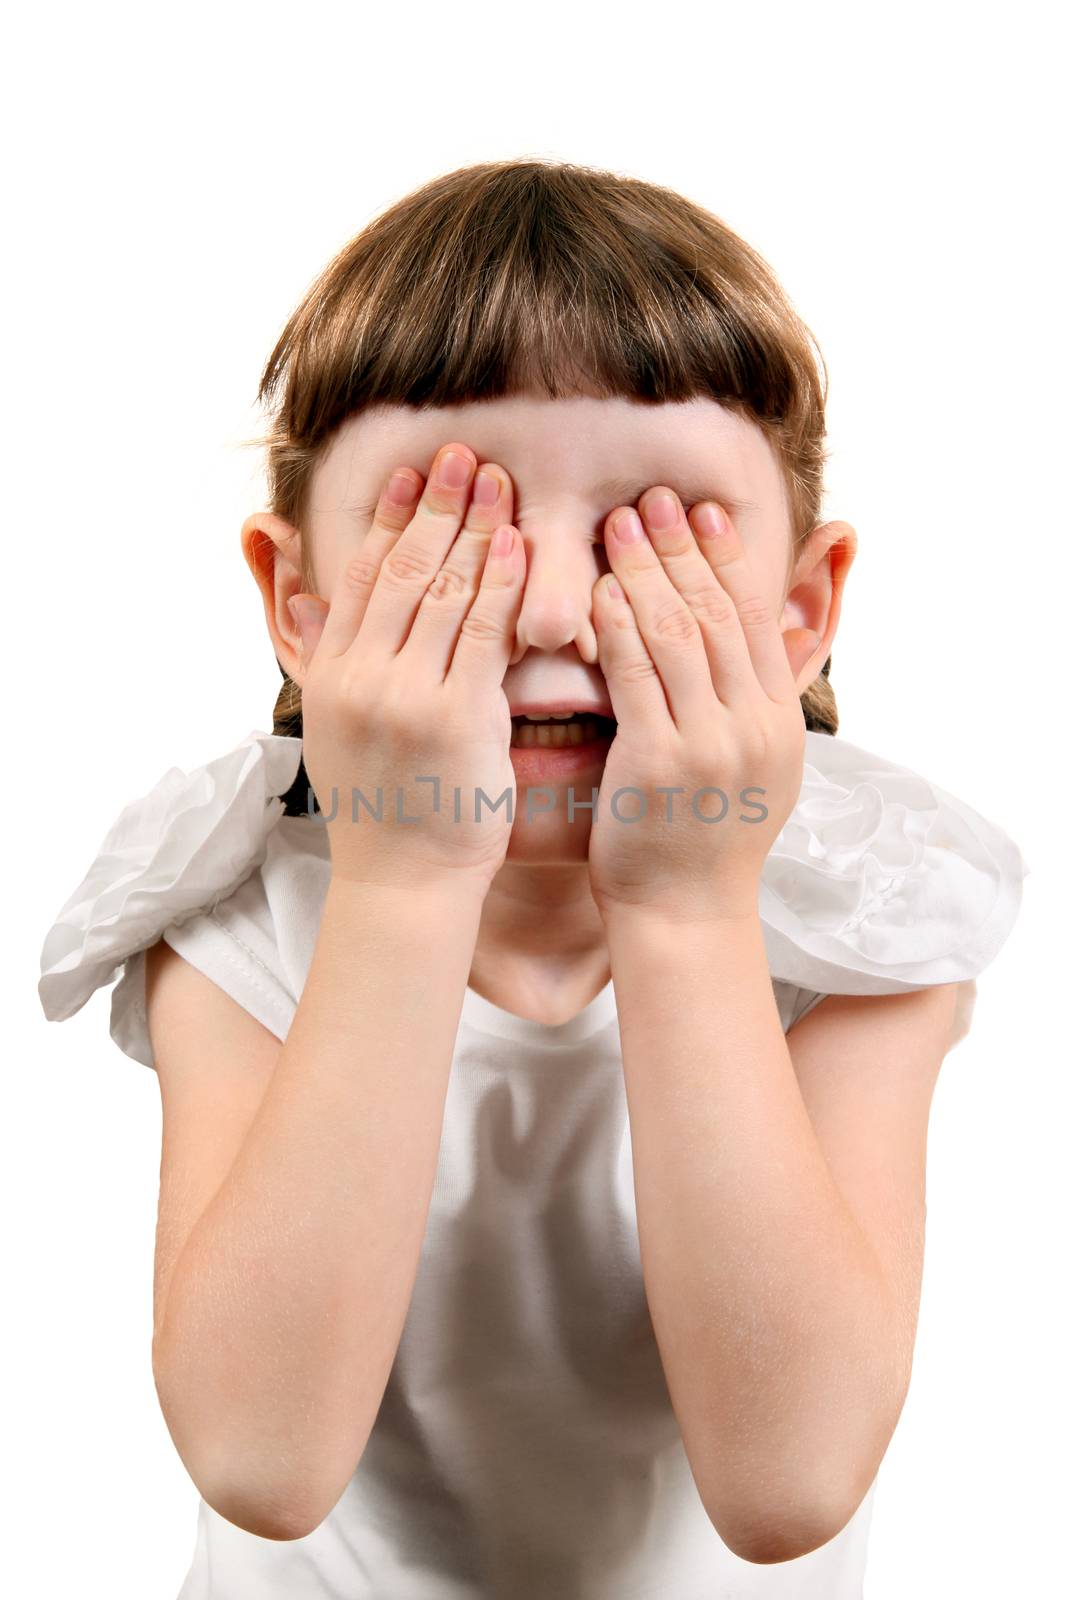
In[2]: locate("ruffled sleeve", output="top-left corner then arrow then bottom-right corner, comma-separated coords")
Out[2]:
38,730 -> 304,1069
760,731 -> 1029,999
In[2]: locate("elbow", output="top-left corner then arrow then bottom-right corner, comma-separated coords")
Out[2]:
185,1450 -> 348,1544
715,1518 -> 848,1567
152,1344 -> 341,1544
698,1379 -> 899,1564
178,1447 -> 336,1543
704,1480 -> 871,1566
202,1481 -> 328,1543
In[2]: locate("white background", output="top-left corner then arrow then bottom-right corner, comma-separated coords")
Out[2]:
9,2 -> 1062,1595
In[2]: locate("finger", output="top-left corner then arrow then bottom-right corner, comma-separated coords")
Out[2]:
688,501 -> 799,705
628,488 -> 759,708
288,594 -> 329,666
315,466 -> 425,660
602,507 -> 715,729
353,445 -> 484,660
397,464 -> 516,679
447,522 -> 527,691
590,568 -> 672,732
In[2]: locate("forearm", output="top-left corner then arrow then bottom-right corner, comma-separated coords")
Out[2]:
603,904 -> 902,1560
153,873 -> 485,1536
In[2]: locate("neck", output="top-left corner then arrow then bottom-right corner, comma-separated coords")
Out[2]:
477,860 -> 605,956
468,860 -> 611,1019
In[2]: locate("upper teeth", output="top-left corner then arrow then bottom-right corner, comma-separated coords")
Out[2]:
519,711 -> 580,721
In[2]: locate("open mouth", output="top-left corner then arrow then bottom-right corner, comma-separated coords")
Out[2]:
509,713 -> 617,749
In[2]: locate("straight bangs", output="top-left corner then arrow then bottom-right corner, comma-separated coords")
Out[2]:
253,159 -> 828,555
248,159 -> 840,751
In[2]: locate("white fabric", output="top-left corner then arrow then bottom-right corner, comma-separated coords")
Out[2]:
38,728 -> 1029,1598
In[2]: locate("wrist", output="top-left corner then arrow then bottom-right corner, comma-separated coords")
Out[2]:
599,898 -> 770,1002
326,867 -> 491,915
595,885 -> 763,936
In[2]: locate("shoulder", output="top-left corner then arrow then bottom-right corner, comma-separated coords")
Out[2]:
38,731 -> 307,1066
789,982 -> 969,1076
789,976 -> 978,1057
761,731 -> 1028,999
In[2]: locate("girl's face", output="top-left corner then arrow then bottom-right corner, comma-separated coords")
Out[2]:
266,392 -> 853,866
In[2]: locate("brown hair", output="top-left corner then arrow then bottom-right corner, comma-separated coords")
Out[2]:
249,157 -> 839,753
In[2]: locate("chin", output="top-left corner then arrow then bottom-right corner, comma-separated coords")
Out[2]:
504,810 -> 594,864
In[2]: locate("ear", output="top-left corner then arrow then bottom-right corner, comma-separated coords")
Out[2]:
240,511 -> 319,684
779,520 -> 858,692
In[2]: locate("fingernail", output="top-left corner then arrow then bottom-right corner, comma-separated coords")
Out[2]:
643,490 -> 677,532
438,450 -> 473,488
694,503 -> 728,538
473,469 -> 500,507
612,508 -> 645,543
386,470 -> 419,507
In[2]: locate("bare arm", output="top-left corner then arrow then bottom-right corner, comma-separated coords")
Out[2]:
150,437 -> 522,1539
151,441 -> 524,1536
603,904 -> 959,1565
151,875 -> 485,1541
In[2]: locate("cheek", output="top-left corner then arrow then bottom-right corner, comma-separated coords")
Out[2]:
738,530 -> 790,613
311,528 -> 367,601
305,495 -> 384,594
504,805 -> 593,859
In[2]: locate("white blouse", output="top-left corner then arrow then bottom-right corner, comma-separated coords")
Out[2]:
38,728 -> 1028,1598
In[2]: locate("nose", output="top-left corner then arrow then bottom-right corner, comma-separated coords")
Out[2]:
510,526 -> 607,665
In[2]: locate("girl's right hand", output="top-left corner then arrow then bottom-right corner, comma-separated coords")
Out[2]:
287,443 -> 526,897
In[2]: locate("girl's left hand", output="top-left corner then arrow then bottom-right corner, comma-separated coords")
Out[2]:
588,490 -> 815,923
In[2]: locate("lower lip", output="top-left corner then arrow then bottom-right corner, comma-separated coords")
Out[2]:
508,729 -> 615,785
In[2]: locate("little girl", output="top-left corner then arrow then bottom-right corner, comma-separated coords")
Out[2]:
38,159 -> 1027,1599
